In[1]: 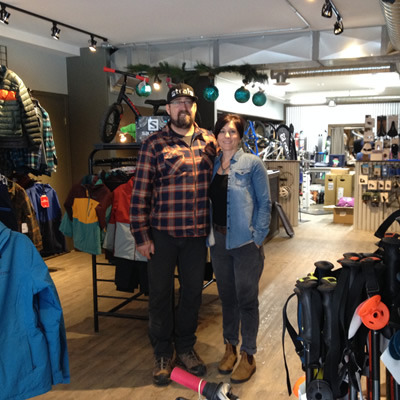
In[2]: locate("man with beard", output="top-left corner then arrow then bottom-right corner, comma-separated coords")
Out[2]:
130,83 -> 218,386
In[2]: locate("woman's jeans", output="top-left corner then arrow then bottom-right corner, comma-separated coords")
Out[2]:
210,231 -> 264,355
147,228 -> 206,359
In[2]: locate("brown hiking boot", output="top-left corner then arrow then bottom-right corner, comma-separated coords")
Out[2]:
152,357 -> 172,386
218,343 -> 238,374
231,351 -> 256,384
175,349 -> 206,377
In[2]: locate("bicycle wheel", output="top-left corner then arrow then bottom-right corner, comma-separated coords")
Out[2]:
264,122 -> 276,140
253,120 -> 266,138
99,103 -> 123,143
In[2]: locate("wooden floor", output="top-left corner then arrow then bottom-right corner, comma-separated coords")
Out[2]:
37,213 -> 378,400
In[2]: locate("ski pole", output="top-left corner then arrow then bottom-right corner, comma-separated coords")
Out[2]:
317,276 -> 336,354
295,275 -> 319,386
314,260 -> 334,281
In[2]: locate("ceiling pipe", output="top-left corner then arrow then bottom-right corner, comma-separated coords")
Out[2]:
379,0 -> 400,52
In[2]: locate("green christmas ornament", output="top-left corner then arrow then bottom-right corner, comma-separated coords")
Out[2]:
234,86 -> 250,103
135,82 -> 152,97
252,91 -> 267,106
203,85 -> 219,102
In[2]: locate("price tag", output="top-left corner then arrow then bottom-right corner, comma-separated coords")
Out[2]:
40,195 -> 50,208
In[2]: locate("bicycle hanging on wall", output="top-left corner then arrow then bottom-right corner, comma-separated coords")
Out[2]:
242,120 -> 286,161
99,67 -> 168,143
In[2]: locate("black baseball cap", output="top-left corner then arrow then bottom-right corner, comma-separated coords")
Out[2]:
167,83 -> 198,104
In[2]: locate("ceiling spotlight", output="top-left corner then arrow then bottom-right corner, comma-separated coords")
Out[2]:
153,75 -> 162,91
321,0 -> 332,18
334,18 -> 344,35
51,22 -> 60,40
88,35 -> 97,52
0,4 -> 10,24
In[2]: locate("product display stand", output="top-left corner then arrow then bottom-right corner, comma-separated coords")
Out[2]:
89,143 -> 146,332
354,160 -> 400,232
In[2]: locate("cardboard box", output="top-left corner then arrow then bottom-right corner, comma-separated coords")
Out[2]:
336,174 -> 353,201
333,207 -> 354,224
330,168 -> 350,175
324,174 -> 337,205
370,150 -> 383,161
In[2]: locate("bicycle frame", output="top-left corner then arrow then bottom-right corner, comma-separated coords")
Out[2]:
259,140 -> 285,161
104,67 -> 148,119
243,120 -> 259,156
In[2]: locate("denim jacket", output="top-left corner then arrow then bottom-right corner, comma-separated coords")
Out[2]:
211,148 -> 272,249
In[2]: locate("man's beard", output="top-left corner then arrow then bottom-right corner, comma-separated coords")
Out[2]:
171,111 -> 194,129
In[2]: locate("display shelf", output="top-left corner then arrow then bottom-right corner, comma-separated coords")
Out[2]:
354,160 -> 400,232
264,160 -> 300,227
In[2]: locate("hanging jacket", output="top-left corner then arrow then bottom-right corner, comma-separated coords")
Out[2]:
0,221 -> 70,400
103,176 -> 147,262
60,176 -> 112,255
8,181 -> 43,251
26,182 -> 65,257
8,101 -> 58,176
0,182 -> 18,231
0,65 -> 42,149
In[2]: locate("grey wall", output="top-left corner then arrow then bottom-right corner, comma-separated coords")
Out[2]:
0,36 -> 68,94
66,47 -> 111,184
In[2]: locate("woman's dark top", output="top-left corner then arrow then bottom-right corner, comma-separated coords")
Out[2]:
209,173 -> 228,226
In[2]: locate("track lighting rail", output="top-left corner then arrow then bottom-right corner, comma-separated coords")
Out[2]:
0,2 -> 108,49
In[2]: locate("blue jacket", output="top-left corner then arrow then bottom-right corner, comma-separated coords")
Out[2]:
0,221 -> 70,400
212,149 -> 272,249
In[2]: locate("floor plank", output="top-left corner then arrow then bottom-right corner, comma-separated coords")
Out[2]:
36,214 -> 378,400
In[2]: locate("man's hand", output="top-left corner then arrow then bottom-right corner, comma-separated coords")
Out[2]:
136,241 -> 155,259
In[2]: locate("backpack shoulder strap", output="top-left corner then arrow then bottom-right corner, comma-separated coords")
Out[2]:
374,209 -> 400,239
282,292 -> 303,396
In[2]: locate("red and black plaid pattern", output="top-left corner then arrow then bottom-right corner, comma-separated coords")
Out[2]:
130,124 -> 217,246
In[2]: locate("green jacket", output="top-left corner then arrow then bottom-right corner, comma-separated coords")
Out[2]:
0,65 -> 42,149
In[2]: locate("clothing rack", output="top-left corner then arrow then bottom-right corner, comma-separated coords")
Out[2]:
88,143 -> 145,332
88,143 -> 216,331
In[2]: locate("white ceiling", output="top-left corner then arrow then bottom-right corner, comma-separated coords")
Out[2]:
0,0 -> 399,104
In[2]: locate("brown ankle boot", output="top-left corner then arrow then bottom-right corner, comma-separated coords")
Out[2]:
231,351 -> 256,383
218,343 -> 237,374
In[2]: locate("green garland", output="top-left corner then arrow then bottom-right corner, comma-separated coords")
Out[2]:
126,62 -> 269,86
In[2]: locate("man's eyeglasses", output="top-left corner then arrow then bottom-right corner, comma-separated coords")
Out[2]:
170,99 -> 194,107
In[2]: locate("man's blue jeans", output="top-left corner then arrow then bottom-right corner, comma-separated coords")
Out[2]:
210,231 -> 264,355
147,228 -> 206,359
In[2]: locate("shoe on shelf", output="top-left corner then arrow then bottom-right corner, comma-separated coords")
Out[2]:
218,343 -> 238,374
152,356 -> 173,386
175,349 -> 206,377
230,351 -> 256,384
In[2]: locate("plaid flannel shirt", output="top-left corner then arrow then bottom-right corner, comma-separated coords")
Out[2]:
130,124 -> 218,246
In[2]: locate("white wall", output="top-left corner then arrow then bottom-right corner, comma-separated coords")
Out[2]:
0,37 -> 68,94
215,73 -> 284,121
286,103 -> 400,151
